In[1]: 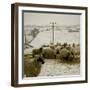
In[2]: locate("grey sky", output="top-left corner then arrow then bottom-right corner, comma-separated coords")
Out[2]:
24,12 -> 80,26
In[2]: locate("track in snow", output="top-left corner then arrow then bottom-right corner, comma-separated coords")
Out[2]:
38,59 -> 80,76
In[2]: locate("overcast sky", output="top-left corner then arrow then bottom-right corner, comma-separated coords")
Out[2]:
24,12 -> 80,26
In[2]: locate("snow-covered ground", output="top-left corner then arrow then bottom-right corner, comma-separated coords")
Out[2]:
24,30 -> 80,54
38,59 -> 80,76
30,30 -> 80,48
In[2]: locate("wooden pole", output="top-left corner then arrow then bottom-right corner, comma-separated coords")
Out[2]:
50,22 -> 56,45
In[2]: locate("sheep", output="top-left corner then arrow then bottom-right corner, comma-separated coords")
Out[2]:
32,49 -> 39,57
24,56 -> 45,77
37,56 -> 45,64
32,43 -> 80,62
59,48 -> 70,60
59,45 -> 75,61
32,47 -> 43,57
43,47 -> 55,59
54,45 -> 61,59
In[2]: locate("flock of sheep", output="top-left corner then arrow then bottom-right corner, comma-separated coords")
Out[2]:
32,43 -> 80,61
24,43 -> 80,77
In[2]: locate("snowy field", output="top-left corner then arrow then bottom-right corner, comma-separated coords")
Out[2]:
30,30 -> 80,48
24,30 -> 80,54
38,59 -> 80,76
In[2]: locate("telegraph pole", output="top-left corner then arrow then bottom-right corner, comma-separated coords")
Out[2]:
50,22 -> 56,45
